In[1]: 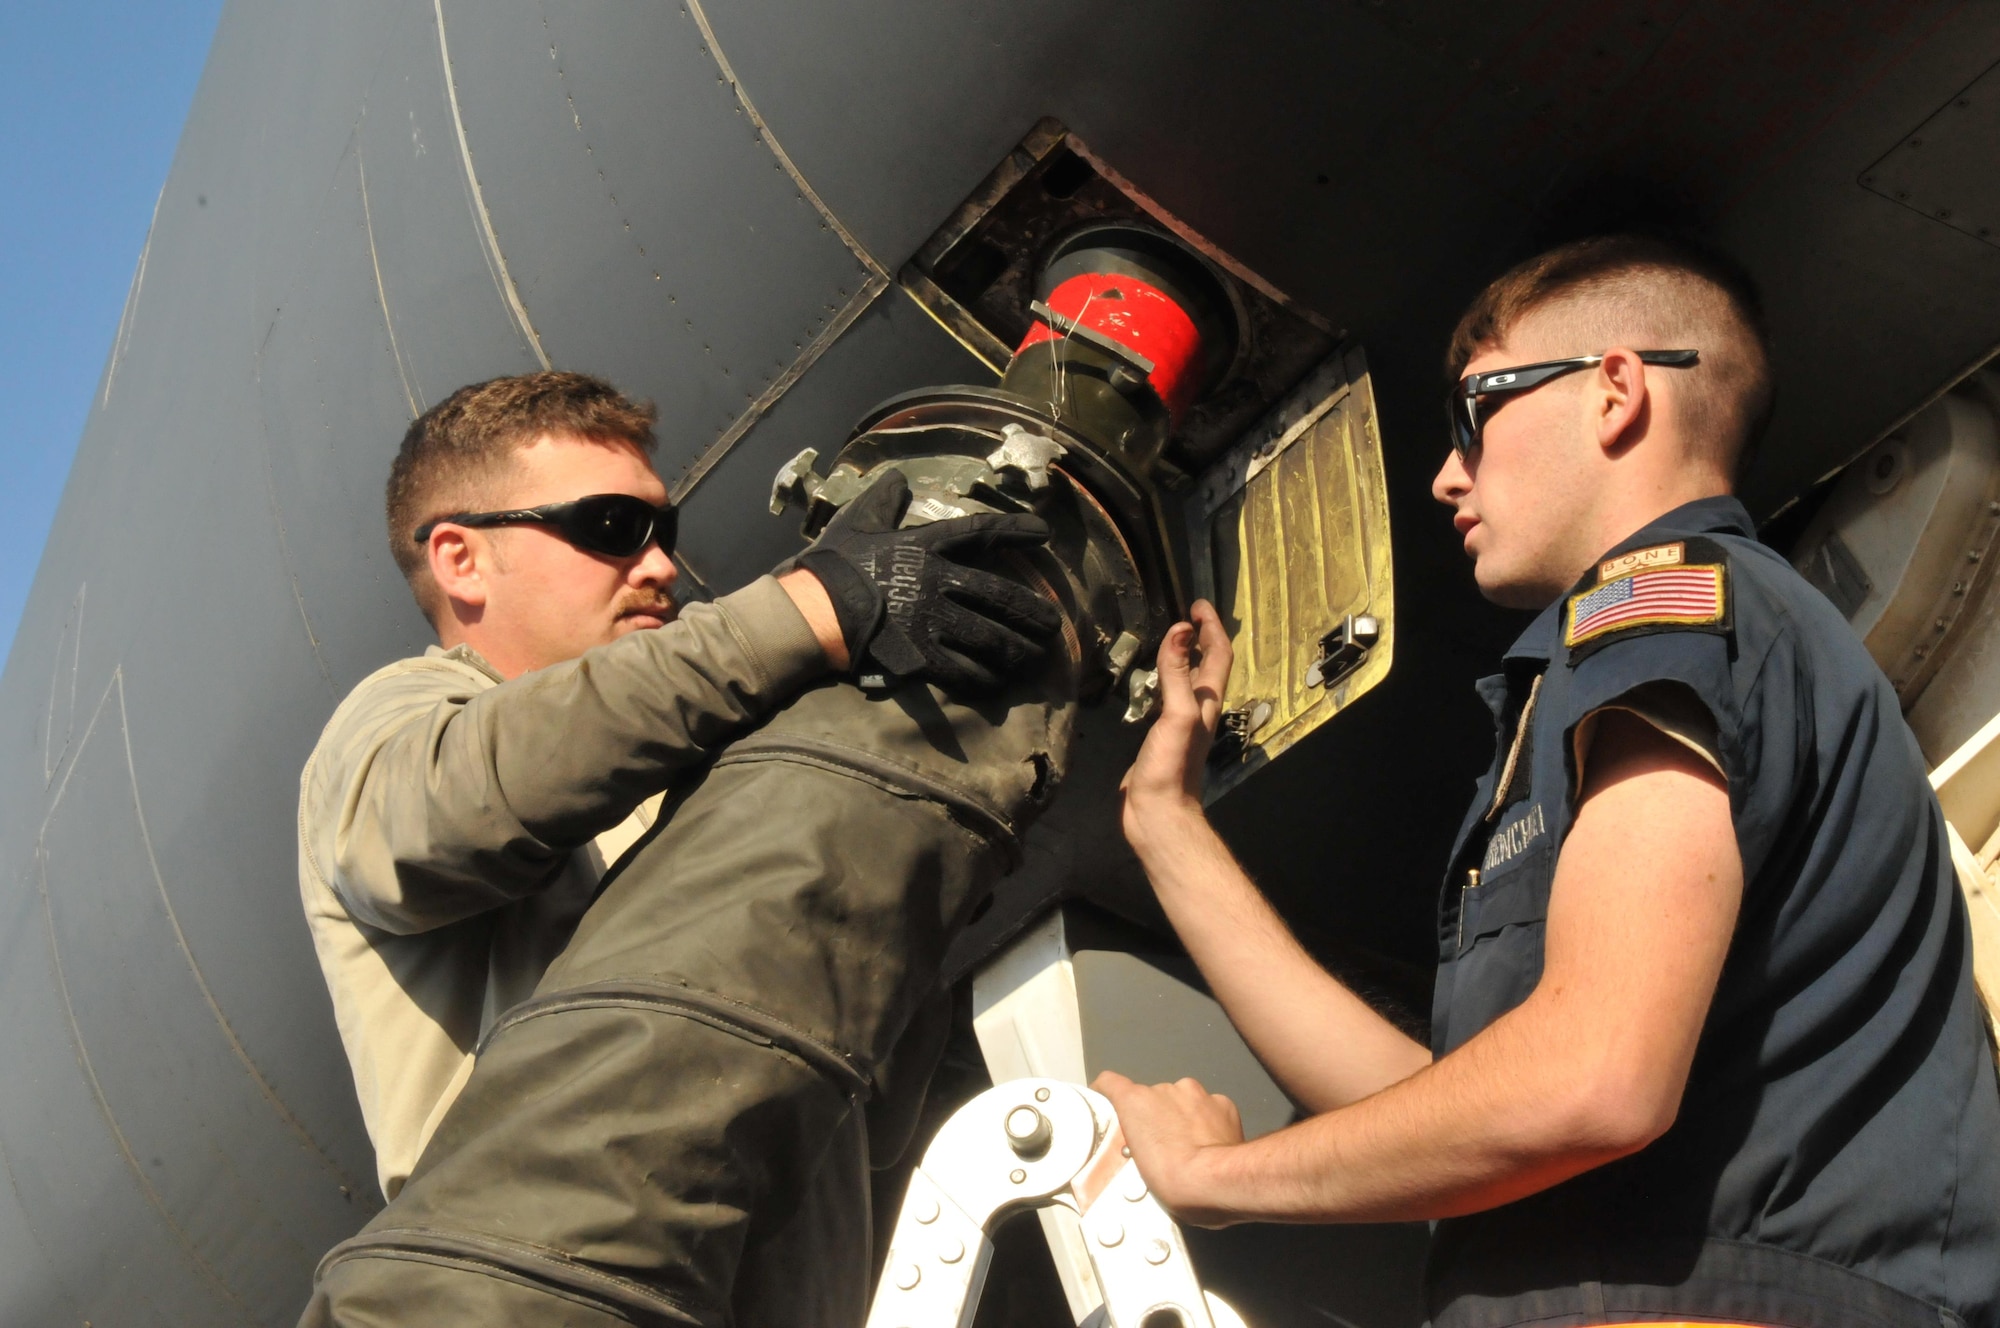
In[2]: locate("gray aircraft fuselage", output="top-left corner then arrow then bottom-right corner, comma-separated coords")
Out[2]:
3,2 -> 1997,1323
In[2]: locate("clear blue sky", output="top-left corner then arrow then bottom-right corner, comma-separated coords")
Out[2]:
0,0 -> 225,667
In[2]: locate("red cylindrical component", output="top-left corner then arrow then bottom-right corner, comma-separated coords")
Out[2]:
1013,272 -> 1207,422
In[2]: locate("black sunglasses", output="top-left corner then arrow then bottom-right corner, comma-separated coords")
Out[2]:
1446,349 -> 1700,459
413,493 -> 677,559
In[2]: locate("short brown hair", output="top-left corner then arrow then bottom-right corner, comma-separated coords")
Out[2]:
1447,234 -> 1774,476
386,371 -> 658,624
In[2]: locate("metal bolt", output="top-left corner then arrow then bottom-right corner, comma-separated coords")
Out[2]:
1098,1221 -> 1125,1248
1122,1145 -> 1132,1158
1005,1105 -> 1053,1159
1938,618 -> 1950,631
1009,1168 -> 1027,1185
1034,1087 -> 1050,1102
1955,582 -> 1968,595
895,1263 -> 922,1290
915,1196 -> 940,1224
1972,550 -> 1984,563
1145,1238 -> 1172,1265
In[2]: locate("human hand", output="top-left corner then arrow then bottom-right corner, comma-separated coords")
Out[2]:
1091,1070 -> 1245,1228
1119,600 -> 1232,840
794,469 -> 1062,693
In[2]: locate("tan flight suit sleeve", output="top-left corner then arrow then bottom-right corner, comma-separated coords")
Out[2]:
313,575 -> 825,935
1572,677 -> 1726,789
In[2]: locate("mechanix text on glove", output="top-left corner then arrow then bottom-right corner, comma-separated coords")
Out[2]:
793,469 -> 1062,694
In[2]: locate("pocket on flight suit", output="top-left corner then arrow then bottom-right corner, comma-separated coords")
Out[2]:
1454,841 -> 1555,1027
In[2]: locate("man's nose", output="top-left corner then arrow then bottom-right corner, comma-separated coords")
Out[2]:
631,541 -> 679,591
1433,448 -> 1471,506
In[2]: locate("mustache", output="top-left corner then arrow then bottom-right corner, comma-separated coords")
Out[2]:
616,591 -> 680,620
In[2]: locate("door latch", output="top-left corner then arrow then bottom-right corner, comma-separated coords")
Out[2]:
1305,614 -> 1379,689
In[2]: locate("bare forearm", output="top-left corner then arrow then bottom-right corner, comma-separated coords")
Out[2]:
1112,710 -> 1743,1231
1181,1005 -> 1639,1225
1129,802 -> 1429,1112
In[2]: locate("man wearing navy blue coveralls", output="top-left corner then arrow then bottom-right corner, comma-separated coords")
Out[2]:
1097,235 -> 2000,1328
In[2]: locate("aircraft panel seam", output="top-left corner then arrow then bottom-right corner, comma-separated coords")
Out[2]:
680,0 -> 887,280
34,672 -> 259,1324
42,584 -> 83,787
114,671 -> 371,1197
102,186 -> 162,408
254,407 -> 339,702
0,1098 -> 83,1320
356,139 -> 422,419
434,0 -> 551,369
669,271 -> 888,504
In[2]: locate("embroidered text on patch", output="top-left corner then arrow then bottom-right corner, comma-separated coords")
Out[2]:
1483,803 -> 1546,872
1599,541 -> 1684,581
1565,564 -> 1725,647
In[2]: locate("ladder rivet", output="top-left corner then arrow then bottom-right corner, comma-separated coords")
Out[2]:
1010,1168 -> 1027,1184
1035,1087 -> 1051,1102
1005,1105 -> 1053,1158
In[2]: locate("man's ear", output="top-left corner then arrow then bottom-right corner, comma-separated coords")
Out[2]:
427,526 -> 490,611
1594,346 -> 1650,456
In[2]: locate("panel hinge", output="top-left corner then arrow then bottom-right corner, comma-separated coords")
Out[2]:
1207,699 -> 1274,766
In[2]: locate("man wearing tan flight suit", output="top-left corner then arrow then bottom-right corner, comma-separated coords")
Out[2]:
297,370 -> 1055,1203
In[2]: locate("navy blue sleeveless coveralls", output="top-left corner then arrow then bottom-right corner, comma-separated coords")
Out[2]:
1428,497 -> 2000,1328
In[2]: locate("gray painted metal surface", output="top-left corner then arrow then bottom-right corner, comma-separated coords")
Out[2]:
3,1 -> 1999,1321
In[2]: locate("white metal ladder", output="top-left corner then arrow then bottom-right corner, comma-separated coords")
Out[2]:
865,1077 -> 1246,1328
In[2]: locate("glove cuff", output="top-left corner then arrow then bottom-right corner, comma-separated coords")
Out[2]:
795,548 -> 884,667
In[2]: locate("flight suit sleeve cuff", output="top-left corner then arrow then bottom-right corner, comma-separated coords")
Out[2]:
710,574 -> 829,692
1573,680 -> 1726,791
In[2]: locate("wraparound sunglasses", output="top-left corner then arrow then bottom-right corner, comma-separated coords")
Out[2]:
1447,349 -> 1699,459
413,493 -> 677,559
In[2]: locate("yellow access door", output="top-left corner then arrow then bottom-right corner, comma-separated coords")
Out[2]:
1186,346 -> 1395,800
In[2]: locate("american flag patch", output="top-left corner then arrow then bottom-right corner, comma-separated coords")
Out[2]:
1564,564 -> 1726,648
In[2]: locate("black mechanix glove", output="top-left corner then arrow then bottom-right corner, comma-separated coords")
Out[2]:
795,468 -> 1062,693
